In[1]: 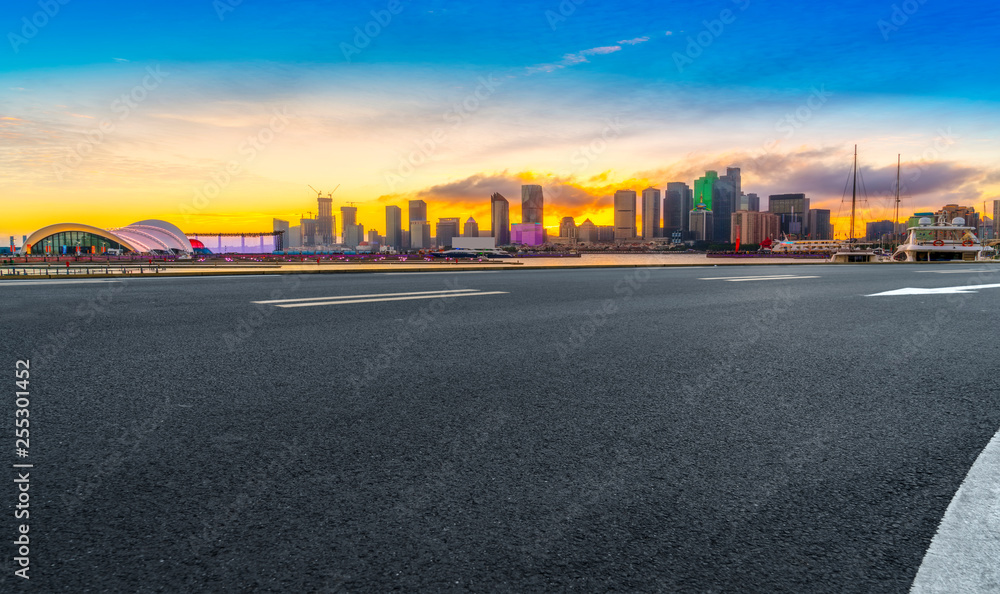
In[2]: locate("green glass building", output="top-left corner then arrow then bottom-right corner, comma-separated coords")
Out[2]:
694,171 -> 719,210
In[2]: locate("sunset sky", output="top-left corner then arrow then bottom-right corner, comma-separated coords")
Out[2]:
2,0 -> 999,242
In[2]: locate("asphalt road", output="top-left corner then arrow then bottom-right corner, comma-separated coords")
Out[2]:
2,264 -> 999,592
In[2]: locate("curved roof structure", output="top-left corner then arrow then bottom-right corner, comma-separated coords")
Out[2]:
20,219 -> 192,255
111,220 -> 193,253
22,222 -> 144,254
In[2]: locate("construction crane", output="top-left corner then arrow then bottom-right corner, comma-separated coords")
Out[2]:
308,185 -> 322,198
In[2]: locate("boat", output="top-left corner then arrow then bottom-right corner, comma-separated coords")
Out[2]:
891,213 -> 984,262
829,145 -> 882,263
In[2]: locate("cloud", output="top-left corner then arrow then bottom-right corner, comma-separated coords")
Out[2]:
617,37 -> 650,45
527,45 -> 622,74
665,31 -> 673,36
113,57 -> 130,63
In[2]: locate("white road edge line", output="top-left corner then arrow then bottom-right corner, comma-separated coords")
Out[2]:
273,291 -> 509,308
699,275 -> 820,281
253,289 -> 480,304
700,275 -> 801,280
910,427 -> 1000,593
867,283 -> 1000,296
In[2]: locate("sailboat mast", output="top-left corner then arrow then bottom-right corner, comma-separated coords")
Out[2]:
895,154 -> 900,243
849,144 -> 857,242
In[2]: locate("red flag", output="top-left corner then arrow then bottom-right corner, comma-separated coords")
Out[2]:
735,225 -> 741,252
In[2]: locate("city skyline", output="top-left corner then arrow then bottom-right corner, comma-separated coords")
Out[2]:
2,1 -> 998,240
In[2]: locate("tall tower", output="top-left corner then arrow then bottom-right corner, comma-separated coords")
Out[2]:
408,200 -> 427,227
641,187 -> 661,240
694,171 -> 719,211
463,217 -> 479,238
491,193 -> 510,246
385,205 -> 402,248
317,196 -> 334,245
521,185 -> 543,224
614,190 -> 637,241
665,182 -> 692,236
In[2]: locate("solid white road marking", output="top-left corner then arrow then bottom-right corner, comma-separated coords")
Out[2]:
0,279 -> 122,286
867,283 -> 1000,296
915,269 -> 999,274
910,427 -> 1000,593
699,275 -> 820,282
272,291 -> 509,308
253,289 -> 480,305
379,271 -> 502,275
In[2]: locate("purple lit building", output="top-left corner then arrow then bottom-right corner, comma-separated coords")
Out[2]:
511,223 -> 544,246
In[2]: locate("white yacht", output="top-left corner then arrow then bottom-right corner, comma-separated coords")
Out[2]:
892,214 -> 983,262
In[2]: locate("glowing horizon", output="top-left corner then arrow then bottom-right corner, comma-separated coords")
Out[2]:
2,1 -> 998,243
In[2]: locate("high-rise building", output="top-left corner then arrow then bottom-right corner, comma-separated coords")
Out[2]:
614,190 -> 637,241
436,218 -> 461,248
272,218 -> 289,251
317,196 -> 334,245
769,194 -> 810,238
385,205 -> 402,249
994,200 -> 1000,239
689,203 -> 713,241
340,206 -> 358,241
746,193 -> 761,212
463,217 -> 479,237
866,220 -> 896,242
410,221 -> 431,249
559,217 -> 577,238
521,185 -> 544,224
731,211 -> 779,245
713,167 -> 740,244
578,219 -> 598,243
511,223 -> 544,246
408,200 -> 427,227
664,182 -> 693,235
491,193 -> 510,246
300,216 -> 317,247
807,209 -> 833,239
344,223 -> 364,248
641,187 -> 661,240
597,226 -> 615,242
694,171 -> 719,210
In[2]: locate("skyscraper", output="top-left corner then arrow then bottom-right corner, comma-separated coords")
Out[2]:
436,218 -> 461,248
521,185 -> 543,224
385,205 -> 402,248
641,187 -> 661,240
769,194 -> 810,237
408,200 -> 427,227
614,190 -> 637,241
689,203 -> 713,241
578,219 -> 597,243
559,217 -> 577,238
664,182 -> 693,235
300,215 -> 316,247
694,171 -> 719,210
713,167 -> 740,244
807,209 -> 832,239
994,200 -> 1000,239
340,206 -> 357,239
317,195 -> 334,245
491,192 -> 510,246
463,217 -> 479,237
410,220 -> 431,249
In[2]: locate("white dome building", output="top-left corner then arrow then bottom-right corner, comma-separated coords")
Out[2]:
21,219 -> 193,255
